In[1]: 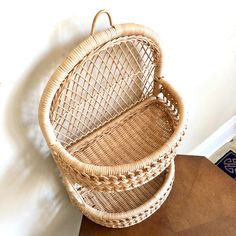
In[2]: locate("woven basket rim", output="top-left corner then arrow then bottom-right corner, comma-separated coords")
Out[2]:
38,23 -> 187,176
65,161 -> 174,221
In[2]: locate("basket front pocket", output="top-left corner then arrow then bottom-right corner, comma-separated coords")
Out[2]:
68,97 -> 175,167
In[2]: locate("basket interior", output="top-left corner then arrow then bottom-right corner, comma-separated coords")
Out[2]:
68,98 -> 175,166
77,170 -> 166,213
50,35 -> 161,148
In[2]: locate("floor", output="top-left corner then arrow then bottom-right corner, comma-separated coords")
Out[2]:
210,136 -> 236,179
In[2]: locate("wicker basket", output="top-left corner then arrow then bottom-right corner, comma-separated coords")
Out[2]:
64,161 -> 175,228
38,10 -> 186,192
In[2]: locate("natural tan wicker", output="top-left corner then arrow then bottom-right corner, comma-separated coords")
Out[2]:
38,10 -> 187,192
64,161 -> 175,228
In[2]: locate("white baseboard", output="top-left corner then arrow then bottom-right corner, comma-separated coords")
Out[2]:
190,116 -> 236,158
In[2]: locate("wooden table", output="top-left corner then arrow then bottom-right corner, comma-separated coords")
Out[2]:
79,155 -> 236,236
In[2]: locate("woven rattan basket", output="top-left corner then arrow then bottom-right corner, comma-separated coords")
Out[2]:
64,161 -> 175,228
39,10 -> 186,192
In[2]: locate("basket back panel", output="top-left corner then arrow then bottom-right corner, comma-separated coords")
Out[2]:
50,35 -> 161,147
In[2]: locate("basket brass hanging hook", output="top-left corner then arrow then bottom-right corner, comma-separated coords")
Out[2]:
90,9 -> 114,35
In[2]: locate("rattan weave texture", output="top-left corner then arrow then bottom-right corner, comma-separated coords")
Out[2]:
64,161 -> 175,228
38,9 -> 186,228
38,14 -> 186,190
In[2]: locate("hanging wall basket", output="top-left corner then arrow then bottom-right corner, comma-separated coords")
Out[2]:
39,10 -> 187,193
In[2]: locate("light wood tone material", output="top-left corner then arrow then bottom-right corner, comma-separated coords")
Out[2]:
64,162 -> 174,228
38,10 -> 187,192
79,155 -> 236,235
90,9 -> 114,35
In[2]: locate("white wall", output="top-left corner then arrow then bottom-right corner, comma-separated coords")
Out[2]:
1,0 -> 236,235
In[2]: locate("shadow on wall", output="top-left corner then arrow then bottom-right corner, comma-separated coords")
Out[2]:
2,21 -> 87,236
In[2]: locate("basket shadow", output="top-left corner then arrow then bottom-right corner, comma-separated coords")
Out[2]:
3,33 -> 86,235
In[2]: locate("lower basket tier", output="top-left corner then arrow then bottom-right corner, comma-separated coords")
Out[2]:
64,161 -> 175,228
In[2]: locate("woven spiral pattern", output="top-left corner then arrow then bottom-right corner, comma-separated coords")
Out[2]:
65,161 -> 174,228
